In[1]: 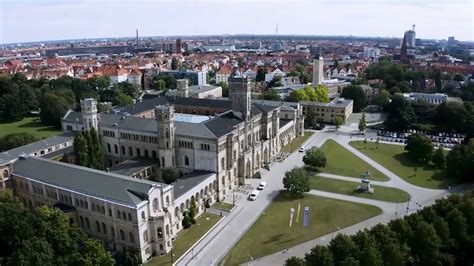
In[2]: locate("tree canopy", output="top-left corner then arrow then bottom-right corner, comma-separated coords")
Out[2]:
340,85 -> 367,112
288,191 -> 474,266
0,133 -> 37,152
282,167 -> 311,197
303,147 -> 327,170
288,85 -> 329,103
0,189 -> 114,265
405,133 -> 434,163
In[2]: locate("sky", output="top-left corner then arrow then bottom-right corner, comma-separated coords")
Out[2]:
0,0 -> 473,44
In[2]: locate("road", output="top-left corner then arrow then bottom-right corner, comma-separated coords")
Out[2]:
175,129 -> 451,266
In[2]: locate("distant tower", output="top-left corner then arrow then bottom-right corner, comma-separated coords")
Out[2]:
176,39 -> 182,54
312,47 -> 324,86
229,63 -> 251,121
80,98 -> 98,131
404,25 -> 416,47
136,29 -> 139,49
155,105 -> 175,168
177,79 -> 189,98
400,33 -> 409,64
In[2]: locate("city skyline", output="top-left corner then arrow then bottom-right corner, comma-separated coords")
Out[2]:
1,0 -> 473,44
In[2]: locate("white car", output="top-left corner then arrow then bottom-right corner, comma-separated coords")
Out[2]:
248,190 -> 260,201
257,181 -> 267,190
298,146 -> 305,152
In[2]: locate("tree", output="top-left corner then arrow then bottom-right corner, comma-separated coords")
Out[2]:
435,102 -> 467,133
0,190 -> 114,265
445,140 -> 474,182
373,89 -> 390,109
329,234 -> 359,265
171,57 -> 179,70
285,256 -> 305,266
304,246 -> 334,266
288,89 -> 310,102
384,94 -> 417,131
88,127 -> 104,170
40,93 -> 70,128
218,82 -> 229,97
405,133 -> 434,163
113,92 -> 133,106
431,148 -> 446,169
256,67 -> 267,82
288,85 -> 329,103
161,168 -> 177,184
411,222 -> 442,265
303,147 -> 327,169
156,79 -> 166,90
335,116 -> 344,129
0,133 -> 37,151
73,132 -> 89,167
453,73 -> 465,82
282,167 -> 310,196
259,90 -> 281,101
358,113 -> 367,132
341,85 -> 367,112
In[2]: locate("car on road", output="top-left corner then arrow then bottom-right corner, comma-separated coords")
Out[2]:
257,181 -> 267,190
298,146 -> 305,152
248,190 -> 260,201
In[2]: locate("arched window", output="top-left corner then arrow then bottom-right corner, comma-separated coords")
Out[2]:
122,211 -> 126,220
153,198 -> 159,212
221,158 -> 225,170
157,227 -> 163,238
175,207 -> 179,218
222,176 -> 225,185
152,151 -> 157,160
96,221 -> 101,233
79,216 -> 84,227
184,155 -> 190,166
127,213 -> 132,221
165,224 -> 170,235
3,169 -> 9,178
145,149 -> 149,158
143,230 -> 148,241
136,148 -> 141,157
166,196 -> 170,205
141,211 -> 145,220
102,223 -> 107,234
120,229 -> 125,240
111,227 -> 115,238
129,232 -> 134,243
117,210 -> 121,219
85,218 -> 90,228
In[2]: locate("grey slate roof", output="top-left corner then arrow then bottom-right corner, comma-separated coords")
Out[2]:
175,121 -> 217,139
173,170 -> 215,199
113,97 -> 168,116
62,110 -> 83,123
100,113 -> 157,133
108,157 -> 158,176
203,112 -> 242,138
0,132 -> 74,165
13,156 -> 165,207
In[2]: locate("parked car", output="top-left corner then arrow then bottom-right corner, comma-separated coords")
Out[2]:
298,146 -> 305,152
257,181 -> 267,190
249,190 -> 260,201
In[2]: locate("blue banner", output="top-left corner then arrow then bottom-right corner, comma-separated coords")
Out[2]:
304,207 -> 310,228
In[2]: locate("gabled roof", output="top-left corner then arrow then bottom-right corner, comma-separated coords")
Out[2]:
13,157 -> 165,207
203,111 -> 242,138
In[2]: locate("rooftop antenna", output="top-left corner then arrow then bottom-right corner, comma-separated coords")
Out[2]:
412,24 -> 416,32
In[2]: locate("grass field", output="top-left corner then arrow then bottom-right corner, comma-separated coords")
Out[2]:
0,116 -> 61,139
318,140 -> 388,181
146,212 -> 222,266
310,175 -> 410,203
212,201 -> 235,212
281,131 -> 314,153
222,191 -> 381,265
350,141 -> 456,189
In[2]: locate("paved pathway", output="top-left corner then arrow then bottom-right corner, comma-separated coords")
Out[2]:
176,129 -> 453,266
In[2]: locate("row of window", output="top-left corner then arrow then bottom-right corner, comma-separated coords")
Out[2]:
120,132 -> 158,144
201,143 -> 211,151
78,216 -> 135,243
178,140 -> 193,148
103,130 -> 115,137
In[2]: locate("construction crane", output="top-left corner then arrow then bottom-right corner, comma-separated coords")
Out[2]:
412,24 -> 416,32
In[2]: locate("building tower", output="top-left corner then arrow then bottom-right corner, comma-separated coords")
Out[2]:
176,39 -> 182,54
400,33 -> 409,64
155,105 -> 175,168
228,63 -> 252,121
177,79 -> 189,98
404,25 -> 416,47
80,98 -> 98,131
312,47 -> 324,86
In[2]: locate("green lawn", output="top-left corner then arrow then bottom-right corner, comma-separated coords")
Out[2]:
349,141 -> 456,189
146,212 -> 222,266
310,175 -> 410,203
212,201 -> 235,212
0,116 -> 61,139
318,140 -> 388,181
281,131 -> 314,153
222,191 -> 381,265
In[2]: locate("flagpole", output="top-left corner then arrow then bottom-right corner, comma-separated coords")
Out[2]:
296,203 -> 301,224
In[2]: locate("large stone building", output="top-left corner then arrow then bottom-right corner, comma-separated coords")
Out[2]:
0,69 -> 304,263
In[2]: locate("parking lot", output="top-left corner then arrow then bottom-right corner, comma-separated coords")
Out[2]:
376,130 -> 464,149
